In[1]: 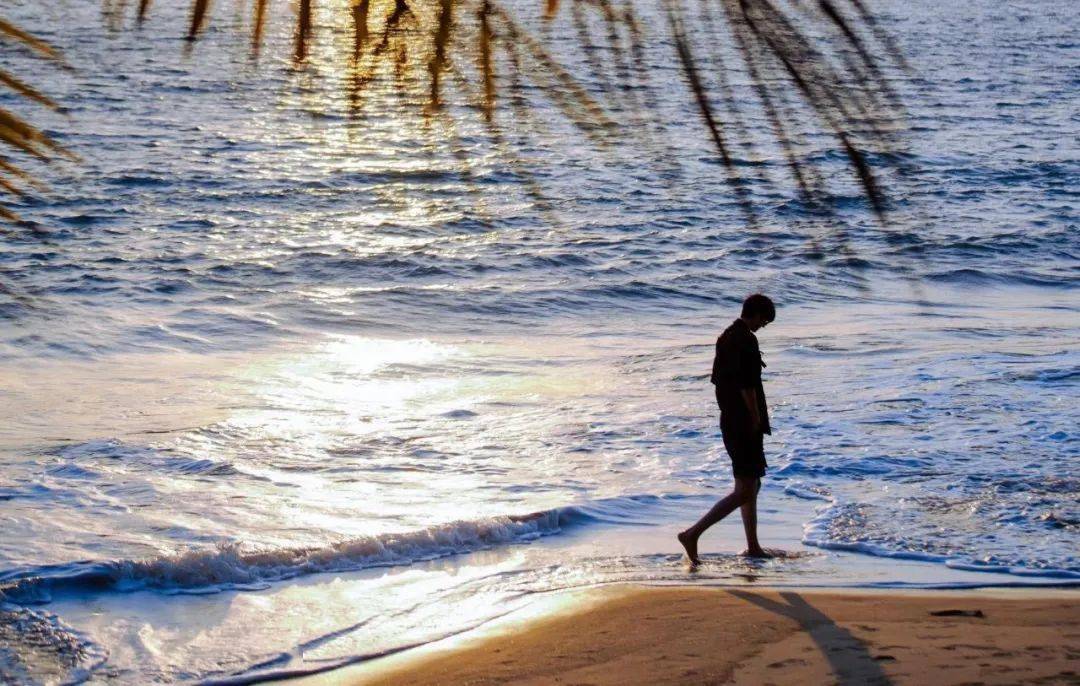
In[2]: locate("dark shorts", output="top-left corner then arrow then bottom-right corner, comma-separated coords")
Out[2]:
720,414 -> 767,479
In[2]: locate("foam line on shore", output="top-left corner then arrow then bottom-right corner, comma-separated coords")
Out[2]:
797,487 -> 1080,580
0,494 -> 699,605
0,509 -> 575,604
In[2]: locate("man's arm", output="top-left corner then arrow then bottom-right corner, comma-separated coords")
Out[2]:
740,386 -> 762,433
733,332 -> 763,432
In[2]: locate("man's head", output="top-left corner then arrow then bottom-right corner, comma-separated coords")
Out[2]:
740,293 -> 775,331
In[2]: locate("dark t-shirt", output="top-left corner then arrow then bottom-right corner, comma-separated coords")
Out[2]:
710,318 -> 770,434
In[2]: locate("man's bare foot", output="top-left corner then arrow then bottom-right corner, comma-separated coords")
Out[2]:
677,530 -> 700,565
740,547 -> 773,559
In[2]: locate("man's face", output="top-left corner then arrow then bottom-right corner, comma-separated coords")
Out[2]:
747,314 -> 772,332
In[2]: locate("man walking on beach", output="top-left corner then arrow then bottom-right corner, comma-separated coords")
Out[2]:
678,294 -> 775,565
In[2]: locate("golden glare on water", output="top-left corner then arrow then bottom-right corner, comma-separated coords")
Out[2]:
189,333 -> 623,538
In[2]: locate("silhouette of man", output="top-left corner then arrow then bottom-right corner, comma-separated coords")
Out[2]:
678,293 -> 774,565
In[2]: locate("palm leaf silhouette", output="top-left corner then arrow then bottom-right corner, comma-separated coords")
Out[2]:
0,0 -> 908,223
0,19 -> 74,222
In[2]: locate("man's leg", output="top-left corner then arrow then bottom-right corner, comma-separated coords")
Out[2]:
739,478 -> 769,557
678,477 -> 755,564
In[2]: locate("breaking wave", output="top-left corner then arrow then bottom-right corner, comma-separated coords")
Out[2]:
0,508 -> 583,605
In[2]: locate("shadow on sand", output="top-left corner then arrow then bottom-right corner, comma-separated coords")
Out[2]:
728,590 -> 892,686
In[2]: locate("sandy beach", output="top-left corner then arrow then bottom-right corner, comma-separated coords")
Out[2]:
302,586 -> 1080,686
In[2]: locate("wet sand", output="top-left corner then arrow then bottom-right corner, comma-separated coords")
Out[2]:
304,586 -> 1080,686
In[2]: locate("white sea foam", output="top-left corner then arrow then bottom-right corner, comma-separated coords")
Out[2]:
0,604 -> 107,686
783,483 -> 833,502
0,509 -> 574,604
801,496 -> 1080,579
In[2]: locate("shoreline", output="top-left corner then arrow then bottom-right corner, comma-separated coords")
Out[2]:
290,584 -> 1080,686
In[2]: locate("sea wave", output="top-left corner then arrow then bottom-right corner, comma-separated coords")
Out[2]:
0,507 -> 592,605
46,439 -> 246,480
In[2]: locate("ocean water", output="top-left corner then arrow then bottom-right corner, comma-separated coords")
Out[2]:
1,0 -> 1078,682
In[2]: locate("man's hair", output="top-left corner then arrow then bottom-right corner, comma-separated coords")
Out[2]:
742,293 -> 775,322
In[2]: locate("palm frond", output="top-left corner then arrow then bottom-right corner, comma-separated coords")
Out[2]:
734,0 -> 894,215
0,18 -> 64,62
164,0 -> 905,219
0,20 -> 71,221
427,0 -> 454,108
137,0 -> 153,24
2,0 -> 910,224
251,0 -> 270,54
187,0 -> 212,40
666,1 -> 757,225
0,70 -> 59,111
295,0 -> 314,61
477,0 -> 495,121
